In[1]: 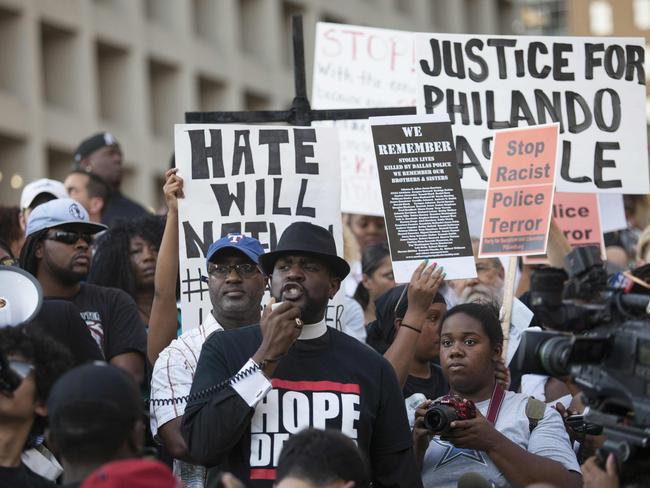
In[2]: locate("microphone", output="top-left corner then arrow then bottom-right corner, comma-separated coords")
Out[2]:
457,472 -> 495,488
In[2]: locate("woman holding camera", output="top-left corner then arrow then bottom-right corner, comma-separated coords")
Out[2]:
413,302 -> 582,488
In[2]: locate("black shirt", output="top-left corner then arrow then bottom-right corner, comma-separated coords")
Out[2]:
0,463 -> 56,488
182,325 -> 422,488
403,363 -> 448,401
49,283 -> 147,361
101,192 -> 148,227
26,300 -> 103,366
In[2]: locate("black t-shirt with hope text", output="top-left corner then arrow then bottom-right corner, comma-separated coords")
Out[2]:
51,283 -> 147,361
182,325 -> 422,488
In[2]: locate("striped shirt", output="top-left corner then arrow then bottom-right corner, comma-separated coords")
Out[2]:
150,314 -> 222,487
150,313 -> 222,436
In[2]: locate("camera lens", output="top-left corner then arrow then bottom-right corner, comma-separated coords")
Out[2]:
424,405 -> 458,433
538,335 -> 572,377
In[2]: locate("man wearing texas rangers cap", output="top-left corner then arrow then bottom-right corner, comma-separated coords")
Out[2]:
150,233 -> 266,487
19,198 -> 147,384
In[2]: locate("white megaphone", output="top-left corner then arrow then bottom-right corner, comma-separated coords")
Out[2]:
0,265 -> 43,328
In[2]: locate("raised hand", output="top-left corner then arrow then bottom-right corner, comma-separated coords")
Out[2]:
252,298 -> 303,377
405,260 -> 445,325
163,168 -> 184,214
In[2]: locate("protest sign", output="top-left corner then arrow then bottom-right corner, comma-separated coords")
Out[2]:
313,23 -> 417,216
479,123 -> 559,257
598,193 -> 627,232
523,192 -> 605,264
415,34 -> 648,194
370,114 -> 475,282
175,124 -> 344,331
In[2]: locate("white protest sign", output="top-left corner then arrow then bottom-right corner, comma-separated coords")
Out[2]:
598,193 -> 627,232
312,23 -> 417,216
415,34 -> 648,194
175,124 -> 344,331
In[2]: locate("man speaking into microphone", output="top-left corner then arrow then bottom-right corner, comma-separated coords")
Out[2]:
182,222 -> 422,487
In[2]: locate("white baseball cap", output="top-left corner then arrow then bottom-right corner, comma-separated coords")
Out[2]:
20,178 -> 68,210
25,198 -> 107,237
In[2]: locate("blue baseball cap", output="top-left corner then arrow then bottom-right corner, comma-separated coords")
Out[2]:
25,198 -> 108,237
206,234 -> 264,268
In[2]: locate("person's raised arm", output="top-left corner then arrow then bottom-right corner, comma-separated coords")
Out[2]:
383,262 -> 444,388
147,169 -> 184,365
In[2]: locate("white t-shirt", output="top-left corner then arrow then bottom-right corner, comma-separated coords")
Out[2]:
421,390 -> 581,488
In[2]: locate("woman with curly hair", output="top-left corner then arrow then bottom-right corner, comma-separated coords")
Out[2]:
88,215 -> 165,326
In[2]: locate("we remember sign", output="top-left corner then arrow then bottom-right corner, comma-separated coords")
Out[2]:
370,115 -> 475,281
416,34 -> 648,194
313,23 -> 416,215
480,124 -> 559,257
175,125 -> 344,330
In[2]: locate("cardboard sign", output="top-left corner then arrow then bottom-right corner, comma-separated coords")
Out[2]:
175,125 -> 345,331
312,23 -> 417,216
370,114 -> 476,282
479,124 -> 560,257
523,192 -> 605,264
415,34 -> 648,194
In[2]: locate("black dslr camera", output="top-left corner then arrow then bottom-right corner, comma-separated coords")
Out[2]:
517,246 -> 650,484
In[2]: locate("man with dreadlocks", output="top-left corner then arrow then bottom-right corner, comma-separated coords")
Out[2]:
19,198 -> 147,384
88,215 -> 165,327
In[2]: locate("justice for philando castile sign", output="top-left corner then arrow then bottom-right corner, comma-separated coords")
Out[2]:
415,34 -> 648,194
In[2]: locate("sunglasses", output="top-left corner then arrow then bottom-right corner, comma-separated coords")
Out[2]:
9,360 -> 34,381
46,230 -> 93,245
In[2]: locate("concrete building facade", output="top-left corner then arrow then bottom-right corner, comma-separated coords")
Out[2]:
0,0 -> 514,208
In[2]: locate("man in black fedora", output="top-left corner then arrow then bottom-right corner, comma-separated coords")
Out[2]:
182,222 -> 422,487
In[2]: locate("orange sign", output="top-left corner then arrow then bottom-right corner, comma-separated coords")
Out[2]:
479,124 -> 559,257
523,192 -> 605,264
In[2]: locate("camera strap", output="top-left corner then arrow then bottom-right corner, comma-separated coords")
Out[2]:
486,384 -> 506,425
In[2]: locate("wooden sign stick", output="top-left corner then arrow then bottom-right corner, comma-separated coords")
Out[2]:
500,255 -> 518,360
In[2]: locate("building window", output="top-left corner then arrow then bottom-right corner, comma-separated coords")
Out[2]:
589,0 -> 613,36
634,0 -> 650,30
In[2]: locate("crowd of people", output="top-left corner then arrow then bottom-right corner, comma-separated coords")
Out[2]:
0,131 -> 643,487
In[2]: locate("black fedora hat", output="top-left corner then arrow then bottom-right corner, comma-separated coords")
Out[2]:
259,222 -> 350,280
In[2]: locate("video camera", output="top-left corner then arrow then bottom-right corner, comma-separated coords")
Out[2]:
517,246 -> 650,483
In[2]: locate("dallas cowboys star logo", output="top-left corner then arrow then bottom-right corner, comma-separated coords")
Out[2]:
431,438 -> 487,470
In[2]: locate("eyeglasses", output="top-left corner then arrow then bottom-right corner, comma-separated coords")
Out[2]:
207,263 -> 259,278
46,230 -> 93,245
9,360 -> 34,381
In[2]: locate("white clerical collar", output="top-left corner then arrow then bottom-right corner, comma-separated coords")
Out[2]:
297,318 -> 327,340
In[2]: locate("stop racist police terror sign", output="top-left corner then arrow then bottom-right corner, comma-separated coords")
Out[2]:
479,123 -> 560,257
